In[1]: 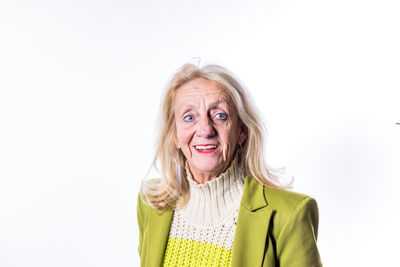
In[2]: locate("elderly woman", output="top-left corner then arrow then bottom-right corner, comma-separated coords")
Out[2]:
137,63 -> 322,267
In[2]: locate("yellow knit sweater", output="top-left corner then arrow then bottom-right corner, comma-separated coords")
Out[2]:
162,165 -> 244,267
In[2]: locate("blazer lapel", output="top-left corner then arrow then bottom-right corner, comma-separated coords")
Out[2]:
231,176 -> 273,267
144,208 -> 173,267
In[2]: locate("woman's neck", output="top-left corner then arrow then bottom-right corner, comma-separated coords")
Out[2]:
181,160 -> 245,225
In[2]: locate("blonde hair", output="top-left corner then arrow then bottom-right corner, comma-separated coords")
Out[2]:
141,63 -> 290,210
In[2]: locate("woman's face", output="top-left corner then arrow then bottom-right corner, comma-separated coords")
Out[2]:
174,78 -> 247,183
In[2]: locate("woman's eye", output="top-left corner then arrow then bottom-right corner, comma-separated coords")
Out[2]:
215,113 -> 228,120
183,115 -> 194,122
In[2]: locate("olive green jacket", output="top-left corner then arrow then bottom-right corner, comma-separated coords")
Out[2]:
137,176 -> 322,267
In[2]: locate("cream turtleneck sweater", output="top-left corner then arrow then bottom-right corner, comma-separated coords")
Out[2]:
162,163 -> 244,266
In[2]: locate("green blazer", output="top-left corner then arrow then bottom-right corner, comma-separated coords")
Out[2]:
137,176 -> 322,267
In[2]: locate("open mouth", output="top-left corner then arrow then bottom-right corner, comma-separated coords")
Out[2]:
193,144 -> 219,153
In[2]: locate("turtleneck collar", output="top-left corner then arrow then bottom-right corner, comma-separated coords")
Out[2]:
179,158 -> 244,226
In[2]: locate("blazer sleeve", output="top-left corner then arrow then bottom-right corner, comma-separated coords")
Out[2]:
137,193 -> 146,257
276,197 -> 322,267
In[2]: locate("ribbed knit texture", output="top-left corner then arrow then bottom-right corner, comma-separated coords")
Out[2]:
163,162 -> 244,267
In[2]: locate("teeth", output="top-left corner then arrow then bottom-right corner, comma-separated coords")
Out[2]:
195,145 -> 217,150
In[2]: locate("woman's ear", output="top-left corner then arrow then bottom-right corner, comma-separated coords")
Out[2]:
238,124 -> 248,145
174,135 -> 180,149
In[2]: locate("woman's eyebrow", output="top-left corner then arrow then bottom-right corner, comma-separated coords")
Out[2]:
209,100 -> 229,109
176,104 -> 196,116
179,104 -> 196,111
179,100 -> 228,110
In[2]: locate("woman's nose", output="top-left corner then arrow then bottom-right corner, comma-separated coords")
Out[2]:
196,117 -> 215,137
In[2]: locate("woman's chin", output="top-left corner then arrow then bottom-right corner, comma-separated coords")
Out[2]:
188,161 -> 225,179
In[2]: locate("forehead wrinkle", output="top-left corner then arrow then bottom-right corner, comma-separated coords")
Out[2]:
179,100 -> 229,115
176,95 -> 229,111
174,81 -> 233,114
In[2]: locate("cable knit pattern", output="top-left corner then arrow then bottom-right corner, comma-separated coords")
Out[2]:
163,162 -> 244,267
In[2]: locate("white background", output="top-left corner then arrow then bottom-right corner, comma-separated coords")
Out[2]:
1,0 -> 399,266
